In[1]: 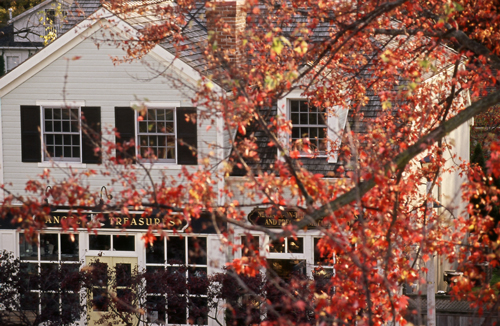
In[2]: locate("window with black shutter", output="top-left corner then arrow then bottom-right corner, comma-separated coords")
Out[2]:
116,106 -> 197,165
21,105 -> 102,164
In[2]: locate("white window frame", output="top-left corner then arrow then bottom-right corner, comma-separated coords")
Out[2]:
132,101 -> 180,165
40,104 -> 82,163
6,55 -> 20,72
277,90 -> 348,163
144,235 -> 209,325
18,232 -> 81,322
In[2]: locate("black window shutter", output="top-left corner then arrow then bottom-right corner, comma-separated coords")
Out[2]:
20,106 -> 41,162
114,107 -> 136,164
81,107 -> 101,164
176,107 -> 197,165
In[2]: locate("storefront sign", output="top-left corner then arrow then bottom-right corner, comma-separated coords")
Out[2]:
48,211 -> 188,230
0,211 -> 188,231
247,207 -> 327,229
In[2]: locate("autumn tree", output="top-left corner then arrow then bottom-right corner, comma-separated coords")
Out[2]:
4,0 -> 500,325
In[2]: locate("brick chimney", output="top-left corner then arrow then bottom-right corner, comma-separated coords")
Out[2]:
206,0 -> 247,67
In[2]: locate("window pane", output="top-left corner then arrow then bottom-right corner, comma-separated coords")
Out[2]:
92,288 -> 108,311
21,292 -> 39,311
117,288 -> 134,312
165,109 -> 174,120
53,120 -> 61,132
146,266 -> 166,293
89,235 -> 111,251
61,264 -> 81,291
40,234 -> 59,260
300,113 -> 308,124
148,109 -> 156,120
55,146 -> 63,157
62,121 -> 70,132
165,122 -> 174,133
90,261 -> 108,286
189,297 -> 208,325
6,56 -> 20,71
167,237 -> 185,264
41,292 -> 60,321
20,263 -> 39,290
314,238 -> 333,266
45,121 -> 53,132
167,294 -> 186,324
72,146 -> 80,158
269,239 -> 285,253
71,108 -> 78,120
116,263 -> 132,287
113,235 -> 135,251
41,263 -> 59,291
62,292 -> 80,322
45,108 -> 52,119
241,235 -> 259,257
167,267 -> 186,293
147,295 -> 166,323
20,236 -> 38,259
146,237 -> 165,264
157,109 -> 165,120
188,237 -> 207,265
288,237 -> 303,253
290,100 -> 299,112
310,112 -> 318,124
188,267 -> 208,295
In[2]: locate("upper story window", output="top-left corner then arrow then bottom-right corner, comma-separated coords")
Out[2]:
290,100 -> 327,154
115,104 -> 197,165
21,103 -> 101,164
43,107 -> 81,161
277,91 -> 349,164
44,9 -> 66,37
137,108 -> 176,163
6,55 -> 20,72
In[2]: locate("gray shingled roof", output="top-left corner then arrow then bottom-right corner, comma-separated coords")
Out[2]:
57,1 -> 405,177
62,0 -> 102,34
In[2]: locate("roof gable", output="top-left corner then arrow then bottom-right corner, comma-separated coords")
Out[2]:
0,7 -> 213,97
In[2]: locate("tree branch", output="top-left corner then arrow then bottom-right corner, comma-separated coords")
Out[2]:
291,89 -> 500,230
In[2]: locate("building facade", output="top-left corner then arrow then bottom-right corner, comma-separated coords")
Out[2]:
0,1 -> 472,325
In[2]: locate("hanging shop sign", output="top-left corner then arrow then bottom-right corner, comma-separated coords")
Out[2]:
247,207 -> 327,229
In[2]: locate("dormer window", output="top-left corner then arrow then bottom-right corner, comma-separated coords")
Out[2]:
290,100 -> 327,155
277,90 -> 349,164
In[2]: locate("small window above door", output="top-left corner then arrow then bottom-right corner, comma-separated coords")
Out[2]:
89,234 -> 135,251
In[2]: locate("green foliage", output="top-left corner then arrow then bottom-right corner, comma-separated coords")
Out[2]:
0,0 -> 45,27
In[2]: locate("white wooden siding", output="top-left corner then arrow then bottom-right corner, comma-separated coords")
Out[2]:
1,28 -> 218,196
